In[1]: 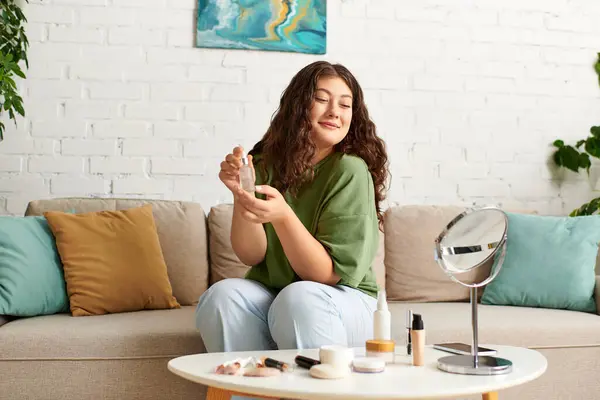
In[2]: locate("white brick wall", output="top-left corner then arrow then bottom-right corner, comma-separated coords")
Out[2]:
1,0 -> 600,215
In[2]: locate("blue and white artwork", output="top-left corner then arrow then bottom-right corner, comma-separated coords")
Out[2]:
196,0 -> 327,55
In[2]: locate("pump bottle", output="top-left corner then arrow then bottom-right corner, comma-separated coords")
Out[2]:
373,290 -> 391,340
411,313 -> 425,366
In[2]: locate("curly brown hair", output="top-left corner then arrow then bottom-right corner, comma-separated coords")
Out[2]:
249,61 -> 389,225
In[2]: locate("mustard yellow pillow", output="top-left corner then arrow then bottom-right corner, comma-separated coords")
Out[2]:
44,205 -> 180,316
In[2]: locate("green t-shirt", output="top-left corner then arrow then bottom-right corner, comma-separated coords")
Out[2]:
245,152 -> 380,298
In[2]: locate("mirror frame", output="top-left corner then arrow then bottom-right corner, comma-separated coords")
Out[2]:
434,205 -> 509,288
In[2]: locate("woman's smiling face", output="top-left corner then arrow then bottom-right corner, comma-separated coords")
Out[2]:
309,76 -> 353,156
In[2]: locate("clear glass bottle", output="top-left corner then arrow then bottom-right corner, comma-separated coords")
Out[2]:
239,152 -> 255,194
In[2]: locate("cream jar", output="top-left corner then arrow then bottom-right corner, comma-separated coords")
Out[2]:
365,339 -> 396,364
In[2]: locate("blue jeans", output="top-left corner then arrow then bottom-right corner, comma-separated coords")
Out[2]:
195,278 -> 377,353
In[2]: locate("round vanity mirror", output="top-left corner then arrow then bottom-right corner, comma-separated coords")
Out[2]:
434,206 -> 513,375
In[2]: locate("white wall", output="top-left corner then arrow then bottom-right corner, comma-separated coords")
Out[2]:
1,0 -> 599,216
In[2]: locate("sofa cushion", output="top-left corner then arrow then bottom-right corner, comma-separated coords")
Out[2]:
208,204 -> 250,285
25,198 -> 209,306
44,205 -> 181,316
0,216 -> 69,317
0,306 -> 204,360
208,204 -> 387,289
384,205 -> 491,302
482,212 -> 599,313
388,302 -> 600,348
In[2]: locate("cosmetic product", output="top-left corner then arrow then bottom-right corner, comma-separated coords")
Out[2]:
406,309 -> 413,355
309,364 -> 349,380
295,355 -> 321,370
319,345 -> 354,368
373,290 -> 391,340
261,357 -> 291,372
411,313 -> 425,367
365,339 -> 395,364
243,367 -> 281,377
215,356 -> 259,375
239,151 -> 255,193
352,357 -> 386,373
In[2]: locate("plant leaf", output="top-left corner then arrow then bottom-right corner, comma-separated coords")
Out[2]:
0,0 -> 29,141
553,145 -> 582,172
571,197 -> 600,216
579,152 -> 591,172
553,139 -> 564,148
585,136 -> 600,158
576,139 -> 585,148
13,100 -> 24,117
11,63 -> 25,79
591,126 -> 600,138
595,52 -> 600,86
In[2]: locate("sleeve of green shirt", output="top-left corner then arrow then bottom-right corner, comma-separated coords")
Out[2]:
315,155 -> 379,288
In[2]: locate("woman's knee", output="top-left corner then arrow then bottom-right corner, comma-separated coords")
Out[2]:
268,281 -> 340,348
195,278 -> 245,325
270,281 -> 334,317
195,278 -> 274,328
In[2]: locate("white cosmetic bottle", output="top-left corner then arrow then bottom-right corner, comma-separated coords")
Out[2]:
239,151 -> 255,194
373,290 -> 391,340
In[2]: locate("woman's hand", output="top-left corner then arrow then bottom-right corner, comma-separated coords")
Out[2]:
235,185 -> 292,224
219,146 -> 254,193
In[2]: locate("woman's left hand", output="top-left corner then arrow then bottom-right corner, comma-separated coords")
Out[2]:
235,185 -> 292,224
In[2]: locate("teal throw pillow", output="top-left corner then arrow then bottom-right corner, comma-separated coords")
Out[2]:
481,212 -> 599,313
0,216 -> 69,316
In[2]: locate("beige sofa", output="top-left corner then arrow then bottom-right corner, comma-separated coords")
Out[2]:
1,198 -> 599,400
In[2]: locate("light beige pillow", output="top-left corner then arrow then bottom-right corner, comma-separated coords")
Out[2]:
383,205 -> 539,303
208,204 -> 250,285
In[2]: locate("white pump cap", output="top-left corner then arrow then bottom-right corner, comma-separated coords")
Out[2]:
377,290 -> 388,311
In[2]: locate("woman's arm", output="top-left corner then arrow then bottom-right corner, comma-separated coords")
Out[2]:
236,185 -> 339,285
230,196 -> 268,266
271,208 -> 340,285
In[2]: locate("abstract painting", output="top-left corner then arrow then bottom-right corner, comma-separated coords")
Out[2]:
196,0 -> 326,55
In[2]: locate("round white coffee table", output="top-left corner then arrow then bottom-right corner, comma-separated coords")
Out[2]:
168,345 -> 547,400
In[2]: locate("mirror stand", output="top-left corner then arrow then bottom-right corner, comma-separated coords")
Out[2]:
437,286 -> 512,375
434,206 -> 513,376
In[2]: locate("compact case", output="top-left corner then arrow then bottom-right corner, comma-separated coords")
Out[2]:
352,357 -> 386,373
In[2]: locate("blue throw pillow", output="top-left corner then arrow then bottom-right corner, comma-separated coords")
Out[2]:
481,212 -> 599,313
0,216 -> 69,316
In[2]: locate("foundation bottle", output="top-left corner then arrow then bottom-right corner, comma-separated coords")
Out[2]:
411,313 -> 425,366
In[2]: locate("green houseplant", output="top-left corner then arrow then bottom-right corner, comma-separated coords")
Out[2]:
552,52 -> 600,216
0,0 -> 29,141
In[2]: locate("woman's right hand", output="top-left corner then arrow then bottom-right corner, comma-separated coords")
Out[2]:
219,146 -> 253,193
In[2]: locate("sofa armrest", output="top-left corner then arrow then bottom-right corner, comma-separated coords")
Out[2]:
596,276 -> 600,315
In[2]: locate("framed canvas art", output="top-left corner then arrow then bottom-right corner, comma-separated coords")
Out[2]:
196,0 -> 326,55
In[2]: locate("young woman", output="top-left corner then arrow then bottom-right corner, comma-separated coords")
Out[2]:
195,60 -> 389,354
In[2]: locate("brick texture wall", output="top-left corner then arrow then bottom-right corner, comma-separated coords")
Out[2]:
1,0 -> 599,215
